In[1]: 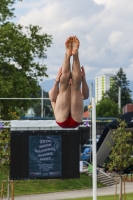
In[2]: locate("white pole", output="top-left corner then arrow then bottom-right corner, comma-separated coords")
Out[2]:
41,81 -> 44,117
41,53 -> 45,118
90,83 -> 93,104
92,97 -> 97,200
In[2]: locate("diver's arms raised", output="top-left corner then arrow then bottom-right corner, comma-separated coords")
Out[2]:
81,66 -> 89,100
49,67 -> 62,102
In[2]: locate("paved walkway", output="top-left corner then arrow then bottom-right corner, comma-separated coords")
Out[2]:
12,182 -> 133,200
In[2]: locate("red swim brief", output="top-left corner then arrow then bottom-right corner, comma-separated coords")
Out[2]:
56,115 -> 81,128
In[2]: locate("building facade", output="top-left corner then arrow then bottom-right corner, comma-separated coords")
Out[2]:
95,74 -> 114,104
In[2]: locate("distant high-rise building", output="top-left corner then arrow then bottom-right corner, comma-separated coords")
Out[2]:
95,74 -> 114,104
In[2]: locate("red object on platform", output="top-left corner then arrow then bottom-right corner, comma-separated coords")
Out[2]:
123,104 -> 133,114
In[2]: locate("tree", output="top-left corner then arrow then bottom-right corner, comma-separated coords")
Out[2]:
96,98 -> 119,117
0,128 -> 10,172
32,102 -> 54,117
103,68 -> 132,108
0,0 -> 21,22
0,111 -> 19,172
107,119 -> 133,200
84,105 -> 88,112
0,1 -> 53,119
31,90 -> 54,117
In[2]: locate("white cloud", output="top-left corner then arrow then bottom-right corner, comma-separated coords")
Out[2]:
128,58 -> 133,80
95,67 -> 118,77
93,0 -> 107,5
109,31 -> 124,46
13,0 -> 133,86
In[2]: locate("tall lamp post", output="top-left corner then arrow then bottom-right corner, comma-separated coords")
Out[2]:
41,82 -> 44,117
92,97 -> 97,200
89,83 -> 97,200
41,53 -> 47,117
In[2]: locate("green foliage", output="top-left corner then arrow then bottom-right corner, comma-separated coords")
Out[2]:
107,119 -> 133,174
14,107 -> 26,118
103,68 -> 132,107
96,98 -> 119,117
0,0 -> 22,22
0,111 -> 19,172
0,129 -> 10,172
32,90 -> 54,117
32,102 -> 54,117
0,1 -> 53,119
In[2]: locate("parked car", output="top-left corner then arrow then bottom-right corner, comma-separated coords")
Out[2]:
83,138 -> 99,148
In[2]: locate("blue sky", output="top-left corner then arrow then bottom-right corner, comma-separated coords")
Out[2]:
13,0 -> 133,84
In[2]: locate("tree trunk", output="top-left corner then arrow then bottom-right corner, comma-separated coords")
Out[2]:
7,175 -> 10,200
119,175 -> 122,200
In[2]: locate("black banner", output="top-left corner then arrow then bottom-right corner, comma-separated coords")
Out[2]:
10,130 -> 80,179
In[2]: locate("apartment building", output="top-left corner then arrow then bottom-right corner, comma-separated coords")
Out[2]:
95,74 -> 114,104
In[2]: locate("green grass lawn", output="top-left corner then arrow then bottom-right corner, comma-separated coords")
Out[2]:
64,193 -> 133,200
0,171 -> 104,196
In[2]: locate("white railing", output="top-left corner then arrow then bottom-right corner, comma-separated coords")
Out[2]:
0,121 -> 11,128
0,119 -> 91,129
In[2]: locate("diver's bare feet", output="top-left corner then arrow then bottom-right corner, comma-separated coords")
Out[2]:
72,36 -> 80,55
65,36 -> 73,56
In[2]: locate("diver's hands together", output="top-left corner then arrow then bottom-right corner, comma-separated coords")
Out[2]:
81,66 -> 86,81
55,67 -> 62,83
